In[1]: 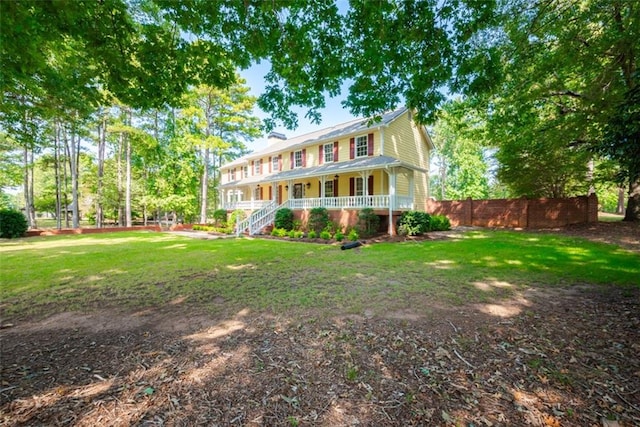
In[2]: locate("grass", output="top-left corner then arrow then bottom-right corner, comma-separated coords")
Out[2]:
1,230 -> 638,319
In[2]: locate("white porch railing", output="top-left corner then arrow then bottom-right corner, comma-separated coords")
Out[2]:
395,196 -> 414,209
234,195 -> 414,236
287,195 -> 413,210
224,200 -> 272,211
235,201 -> 277,236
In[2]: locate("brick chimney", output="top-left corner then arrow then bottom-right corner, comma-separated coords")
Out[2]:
267,131 -> 287,145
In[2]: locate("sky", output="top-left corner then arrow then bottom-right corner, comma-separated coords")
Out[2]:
239,61 -> 356,152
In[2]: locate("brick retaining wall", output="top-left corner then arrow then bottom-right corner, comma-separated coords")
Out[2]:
425,194 -> 598,228
25,225 -> 161,237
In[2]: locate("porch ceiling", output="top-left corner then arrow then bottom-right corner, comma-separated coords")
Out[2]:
220,155 -> 425,188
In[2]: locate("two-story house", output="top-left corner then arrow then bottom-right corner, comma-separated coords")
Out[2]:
219,107 -> 434,235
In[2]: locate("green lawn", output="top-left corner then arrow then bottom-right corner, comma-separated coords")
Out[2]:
1,230 -> 638,319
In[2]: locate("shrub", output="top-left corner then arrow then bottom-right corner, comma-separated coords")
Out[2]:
271,227 -> 288,237
0,209 -> 28,239
274,208 -> 294,230
334,230 -> 345,242
308,230 -> 317,239
347,228 -> 359,241
319,230 -> 332,240
213,209 -> 227,226
308,207 -> 329,234
358,208 -> 380,237
428,215 -> 451,231
229,209 -> 247,228
397,211 -> 430,236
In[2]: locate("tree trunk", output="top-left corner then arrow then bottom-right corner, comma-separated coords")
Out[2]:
21,109 -> 36,229
117,132 -> 124,226
125,109 -> 132,227
623,179 -> 640,222
617,187 -> 625,215
23,146 -> 34,229
62,132 -> 70,229
65,120 -> 81,229
200,147 -> 209,223
28,145 -> 36,228
54,120 -> 62,229
96,113 -> 106,228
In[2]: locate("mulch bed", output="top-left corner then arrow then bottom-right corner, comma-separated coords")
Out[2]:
1,222 -> 639,426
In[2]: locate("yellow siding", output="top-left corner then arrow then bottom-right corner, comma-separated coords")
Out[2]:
383,110 -> 429,170
396,174 -> 410,196
221,109 -> 430,208
383,110 -> 431,206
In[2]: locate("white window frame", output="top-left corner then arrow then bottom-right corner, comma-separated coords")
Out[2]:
323,143 -> 334,163
355,177 -> 364,196
230,168 -> 236,181
253,187 -> 261,200
254,159 -> 262,175
355,135 -> 368,158
294,150 -> 303,168
324,180 -> 334,197
243,165 -> 248,178
272,156 -> 279,172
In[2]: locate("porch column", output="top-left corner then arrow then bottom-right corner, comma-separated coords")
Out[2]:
271,182 -> 277,203
408,172 -> 415,210
220,189 -> 226,209
250,185 -> 256,210
359,171 -> 370,195
388,168 -> 397,235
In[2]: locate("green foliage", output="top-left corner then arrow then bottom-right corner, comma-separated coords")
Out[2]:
0,209 -> 28,238
309,207 -> 330,234
428,215 -> 451,232
347,228 -> 359,241
285,229 -> 303,238
334,230 -> 345,242
319,230 -> 332,240
308,230 -> 317,239
271,227 -> 288,238
357,208 -> 380,237
600,77 -> 640,220
397,211 -> 430,236
430,99 -> 491,200
213,209 -> 228,225
274,208 -> 294,231
229,209 -> 246,227
192,224 -> 233,234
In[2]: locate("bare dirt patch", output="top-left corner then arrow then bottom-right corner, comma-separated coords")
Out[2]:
2,223 -> 639,426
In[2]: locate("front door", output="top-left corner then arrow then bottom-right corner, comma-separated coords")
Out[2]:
293,183 -> 303,199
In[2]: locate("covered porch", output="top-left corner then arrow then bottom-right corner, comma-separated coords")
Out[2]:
222,156 -> 421,209
221,156 -> 425,235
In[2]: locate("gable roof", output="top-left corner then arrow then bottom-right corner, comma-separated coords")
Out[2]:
223,107 -> 410,168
